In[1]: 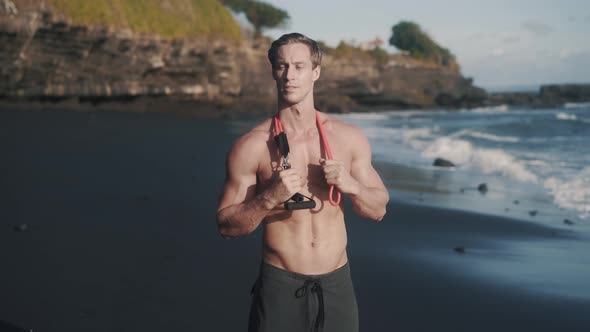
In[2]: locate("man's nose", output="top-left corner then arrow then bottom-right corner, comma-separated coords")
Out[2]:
285,66 -> 296,80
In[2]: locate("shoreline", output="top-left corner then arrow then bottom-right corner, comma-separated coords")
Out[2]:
2,81 -> 590,119
0,97 -> 276,120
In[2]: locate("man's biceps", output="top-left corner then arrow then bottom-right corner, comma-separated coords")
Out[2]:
227,174 -> 257,197
218,179 -> 257,208
367,167 -> 386,187
350,157 -> 371,177
352,161 -> 382,185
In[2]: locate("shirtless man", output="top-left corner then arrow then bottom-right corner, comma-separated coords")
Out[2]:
216,33 -> 389,332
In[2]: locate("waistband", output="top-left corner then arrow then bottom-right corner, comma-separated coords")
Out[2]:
259,261 -> 351,285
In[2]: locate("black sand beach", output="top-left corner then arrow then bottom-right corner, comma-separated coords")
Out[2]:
1,108 -> 589,331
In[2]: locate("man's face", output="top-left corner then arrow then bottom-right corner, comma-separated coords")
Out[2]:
272,43 -> 320,106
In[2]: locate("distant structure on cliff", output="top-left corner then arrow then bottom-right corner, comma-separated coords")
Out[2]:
359,37 -> 384,51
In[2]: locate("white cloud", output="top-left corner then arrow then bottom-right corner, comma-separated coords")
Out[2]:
559,49 -> 589,60
467,33 -> 487,41
559,49 -> 574,59
522,20 -> 553,36
502,36 -> 520,44
492,48 -> 506,57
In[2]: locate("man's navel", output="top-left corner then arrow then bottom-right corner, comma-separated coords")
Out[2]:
310,234 -> 320,248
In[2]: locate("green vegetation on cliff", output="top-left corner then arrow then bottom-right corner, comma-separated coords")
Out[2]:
321,41 -> 390,66
221,0 -> 289,38
389,21 -> 455,67
45,0 -> 241,39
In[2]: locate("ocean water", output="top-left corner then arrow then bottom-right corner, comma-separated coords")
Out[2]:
335,103 -> 590,229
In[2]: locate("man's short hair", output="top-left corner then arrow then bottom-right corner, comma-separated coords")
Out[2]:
268,33 -> 322,69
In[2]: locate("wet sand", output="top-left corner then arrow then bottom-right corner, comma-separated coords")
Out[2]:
1,108 -> 589,331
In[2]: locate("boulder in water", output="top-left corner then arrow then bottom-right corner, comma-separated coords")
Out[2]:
433,158 -> 455,168
477,183 -> 488,194
13,224 -> 28,232
453,247 -> 466,254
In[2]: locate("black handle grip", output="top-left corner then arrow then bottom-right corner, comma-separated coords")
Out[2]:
284,200 -> 316,211
274,132 -> 290,156
290,193 -> 305,202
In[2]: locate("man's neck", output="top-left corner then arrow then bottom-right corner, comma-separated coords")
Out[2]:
277,99 -> 317,134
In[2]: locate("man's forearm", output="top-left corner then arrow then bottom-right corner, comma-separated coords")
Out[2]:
349,184 -> 389,222
216,193 -> 276,239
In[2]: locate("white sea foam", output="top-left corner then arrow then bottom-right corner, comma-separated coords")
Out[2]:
421,137 -> 538,183
386,110 -> 451,117
339,112 -> 389,121
470,104 -> 509,113
363,126 -> 435,142
472,149 -> 539,183
564,102 -> 590,109
526,136 -> 572,143
421,137 -> 472,164
544,168 -> 590,219
556,112 -> 578,121
451,129 -> 520,143
524,159 -> 550,168
403,127 -> 435,141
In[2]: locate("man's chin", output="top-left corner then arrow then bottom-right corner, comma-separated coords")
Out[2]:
280,94 -> 303,105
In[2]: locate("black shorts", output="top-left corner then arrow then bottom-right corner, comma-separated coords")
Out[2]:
248,261 -> 359,332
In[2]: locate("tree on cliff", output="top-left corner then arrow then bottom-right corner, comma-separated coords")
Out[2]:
222,0 -> 289,38
389,21 -> 455,67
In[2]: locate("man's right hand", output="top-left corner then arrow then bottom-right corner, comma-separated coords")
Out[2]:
264,168 -> 306,207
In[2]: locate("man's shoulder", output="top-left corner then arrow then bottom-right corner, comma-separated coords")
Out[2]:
322,113 -> 366,140
229,118 -> 272,156
321,113 -> 370,156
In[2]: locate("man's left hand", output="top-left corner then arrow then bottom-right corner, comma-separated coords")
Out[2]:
319,159 -> 360,195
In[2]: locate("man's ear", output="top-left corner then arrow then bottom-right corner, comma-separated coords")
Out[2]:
312,65 -> 321,82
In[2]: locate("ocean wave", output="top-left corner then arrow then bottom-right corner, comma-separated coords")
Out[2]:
338,112 -> 389,121
361,126 -> 400,140
564,102 -> 590,109
544,168 -> 590,219
356,108 -> 589,222
421,137 -> 538,183
451,129 -> 520,143
403,127 -> 435,141
556,112 -> 578,121
525,136 -> 572,143
469,104 -> 509,113
524,159 -> 550,168
363,126 -> 435,142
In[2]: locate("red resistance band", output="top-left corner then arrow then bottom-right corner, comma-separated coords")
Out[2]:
273,110 -> 342,206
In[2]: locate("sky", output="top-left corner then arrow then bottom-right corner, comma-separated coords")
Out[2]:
256,0 -> 590,90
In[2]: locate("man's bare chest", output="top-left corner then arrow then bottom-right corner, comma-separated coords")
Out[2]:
257,133 -> 351,190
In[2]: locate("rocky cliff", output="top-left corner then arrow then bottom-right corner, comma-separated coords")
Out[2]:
485,84 -> 590,108
1,7 -> 243,101
0,3 -> 488,115
316,56 -> 486,112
